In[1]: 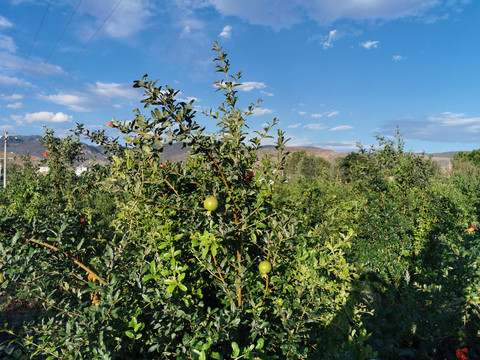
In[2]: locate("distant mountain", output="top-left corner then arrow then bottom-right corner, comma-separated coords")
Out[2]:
3,135 -> 107,164
430,151 -> 456,159
156,144 -> 344,164
2,136 -> 454,171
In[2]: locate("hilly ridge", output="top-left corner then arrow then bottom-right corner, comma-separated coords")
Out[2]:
2,135 -> 456,170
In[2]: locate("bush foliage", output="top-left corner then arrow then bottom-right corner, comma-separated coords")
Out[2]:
0,43 -> 479,359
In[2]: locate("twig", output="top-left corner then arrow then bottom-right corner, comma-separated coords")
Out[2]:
28,238 -> 107,286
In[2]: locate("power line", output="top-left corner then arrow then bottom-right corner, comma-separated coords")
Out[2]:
64,0 -> 123,74
13,0 -> 53,93
8,0 -> 123,104
36,0 -> 84,80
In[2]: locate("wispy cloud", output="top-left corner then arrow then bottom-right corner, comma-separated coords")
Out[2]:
314,141 -> 357,152
38,82 -> 141,112
238,81 -> 267,91
304,123 -> 326,130
393,55 -> 407,61
206,0 -> 464,29
298,111 -> 307,115
322,29 -> 340,49
252,108 -> 274,116
382,112 -> 480,143
0,52 -> 66,77
0,74 -> 32,89
1,94 -> 23,101
288,139 -> 357,152
6,102 -> 22,109
360,40 -> 379,49
0,35 -> 17,53
0,15 -> 13,28
79,0 -> 154,39
208,0 -> 303,30
310,110 -> 339,118
330,125 -> 353,131
260,90 -> 274,97
219,25 -> 232,38
428,112 -> 479,125
288,123 -> 301,128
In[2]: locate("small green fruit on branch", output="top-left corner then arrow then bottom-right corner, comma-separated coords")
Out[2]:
259,260 -> 272,274
204,197 -> 219,211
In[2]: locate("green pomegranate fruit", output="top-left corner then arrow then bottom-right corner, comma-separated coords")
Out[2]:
259,260 -> 272,274
204,196 -> 218,211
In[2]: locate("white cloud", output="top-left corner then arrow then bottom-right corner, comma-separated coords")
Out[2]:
298,111 -> 307,115
88,81 -> 140,99
304,123 -> 327,130
219,25 -> 232,38
238,81 -> 267,92
393,55 -> 407,61
14,111 -> 73,124
287,138 -> 357,152
147,2 -> 213,73
177,16 -> 206,38
260,90 -> 274,97
467,125 -> 480,133
6,102 -> 22,109
0,15 -> 13,28
1,94 -> 23,101
382,111 -> 480,143
0,74 -> 32,89
0,35 -> 17,53
207,0 -> 303,30
360,40 -> 380,49
326,110 -> 340,117
39,93 -> 90,112
288,123 -> 302,128
0,52 -> 66,77
181,26 -> 192,36
322,29 -> 340,49
330,125 -> 353,131
314,141 -> 357,152
79,0 -> 154,39
428,111 -> 479,125
252,108 -> 274,116
308,110 -> 339,118
206,0 -> 459,29
38,82 -> 141,112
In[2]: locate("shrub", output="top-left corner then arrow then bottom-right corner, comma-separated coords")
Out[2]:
0,43 -> 368,359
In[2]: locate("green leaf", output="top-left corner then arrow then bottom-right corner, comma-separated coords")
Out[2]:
11,231 -> 20,246
178,283 -> 187,291
255,337 -> 264,350
231,341 -> 240,358
150,260 -> 156,275
166,284 -> 177,293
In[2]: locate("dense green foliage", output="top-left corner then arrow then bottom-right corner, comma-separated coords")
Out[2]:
283,150 -> 330,179
0,44 -> 479,359
454,148 -> 480,167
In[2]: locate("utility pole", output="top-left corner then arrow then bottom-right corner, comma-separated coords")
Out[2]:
0,130 -> 17,189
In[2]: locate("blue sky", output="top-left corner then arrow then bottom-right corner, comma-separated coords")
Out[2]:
1,0 -> 479,153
